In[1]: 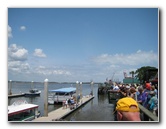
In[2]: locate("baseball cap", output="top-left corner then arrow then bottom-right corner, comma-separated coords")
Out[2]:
146,83 -> 151,90
115,97 -> 140,113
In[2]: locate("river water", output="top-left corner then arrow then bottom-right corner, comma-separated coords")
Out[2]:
8,82 -> 115,122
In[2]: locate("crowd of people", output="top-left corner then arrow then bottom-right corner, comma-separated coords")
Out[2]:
62,94 -> 81,110
112,81 -> 158,121
61,81 -> 158,121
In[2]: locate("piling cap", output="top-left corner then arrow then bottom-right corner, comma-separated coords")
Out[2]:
44,78 -> 49,82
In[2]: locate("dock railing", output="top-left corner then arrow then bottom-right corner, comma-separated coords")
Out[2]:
138,103 -> 158,121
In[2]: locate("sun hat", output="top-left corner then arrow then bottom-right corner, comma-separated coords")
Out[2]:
130,87 -> 136,93
115,97 -> 140,112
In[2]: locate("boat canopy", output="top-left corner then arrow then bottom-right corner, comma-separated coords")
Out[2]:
49,87 -> 76,93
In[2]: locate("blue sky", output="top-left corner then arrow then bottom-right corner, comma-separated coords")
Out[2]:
8,8 -> 158,82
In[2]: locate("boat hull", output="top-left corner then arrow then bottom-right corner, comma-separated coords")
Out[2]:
24,90 -> 41,96
24,92 -> 41,96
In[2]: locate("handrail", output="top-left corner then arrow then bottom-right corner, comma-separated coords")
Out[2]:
138,103 -> 158,121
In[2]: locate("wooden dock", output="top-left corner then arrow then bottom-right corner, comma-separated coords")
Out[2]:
33,95 -> 94,122
8,93 -> 25,98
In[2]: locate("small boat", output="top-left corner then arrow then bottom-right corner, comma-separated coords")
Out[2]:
24,88 -> 41,96
24,81 -> 41,96
8,100 -> 40,121
48,87 -> 76,104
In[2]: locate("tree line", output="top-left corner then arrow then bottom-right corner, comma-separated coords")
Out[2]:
130,66 -> 158,84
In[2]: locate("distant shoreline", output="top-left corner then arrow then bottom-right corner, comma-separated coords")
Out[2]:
7,81 -> 102,84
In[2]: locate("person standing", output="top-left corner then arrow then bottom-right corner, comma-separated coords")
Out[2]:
65,99 -> 68,109
148,91 -> 158,116
137,86 -> 146,105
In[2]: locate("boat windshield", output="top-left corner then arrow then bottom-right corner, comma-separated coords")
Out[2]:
12,100 -> 28,106
29,89 -> 38,93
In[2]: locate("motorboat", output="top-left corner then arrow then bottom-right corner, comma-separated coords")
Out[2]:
24,81 -> 41,96
24,88 -> 41,96
8,100 -> 40,121
48,87 -> 76,104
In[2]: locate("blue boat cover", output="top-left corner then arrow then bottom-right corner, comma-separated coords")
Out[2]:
49,87 -> 76,93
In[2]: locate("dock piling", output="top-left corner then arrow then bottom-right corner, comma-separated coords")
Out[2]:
9,80 -> 12,95
44,78 -> 48,116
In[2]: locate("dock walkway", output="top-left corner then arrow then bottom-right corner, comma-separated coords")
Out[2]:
33,95 -> 94,122
8,93 -> 25,98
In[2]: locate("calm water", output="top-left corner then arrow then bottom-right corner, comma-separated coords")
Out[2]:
8,82 -> 115,121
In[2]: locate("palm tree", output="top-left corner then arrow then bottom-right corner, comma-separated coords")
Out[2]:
129,71 -> 135,78
129,71 -> 135,84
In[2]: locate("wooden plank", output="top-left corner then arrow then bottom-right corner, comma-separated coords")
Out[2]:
33,95 -> 94,122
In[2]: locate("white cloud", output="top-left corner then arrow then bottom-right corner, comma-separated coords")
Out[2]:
93,50 -> 158,66
20,26 -> 26,31
53,70 -> 71,75
8,44 -> 30,74
33,49 -> 46,58
8,44 -> 28,61
8,61 -> 30,74
34,65 -> 71,76
8,25 -> 13,38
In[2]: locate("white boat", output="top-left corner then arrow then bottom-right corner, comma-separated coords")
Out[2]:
8,100 -> 40,121
48,87 -> 76,104
24,88 -> 41,96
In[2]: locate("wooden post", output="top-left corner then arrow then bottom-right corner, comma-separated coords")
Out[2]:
35,108 -> 38,118
9,80 -> 12,95
92,81 -> 93,96
44,78 -> 48,116
80,82 -> 82,99
90,80 -> 94,95
76,81 -> 79,103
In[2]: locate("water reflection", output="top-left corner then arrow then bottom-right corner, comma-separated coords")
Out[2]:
64,94 -> 115,121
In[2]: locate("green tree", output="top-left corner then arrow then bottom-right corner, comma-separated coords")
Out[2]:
135,66 -> 158,84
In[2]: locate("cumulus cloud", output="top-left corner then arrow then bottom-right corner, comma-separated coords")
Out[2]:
33,49 -> 46,58
8,44 -> 28,61
93,50 -> 158,66
8,44 -> 30,74
20,26 -> 26,31
8,25 -> 13,38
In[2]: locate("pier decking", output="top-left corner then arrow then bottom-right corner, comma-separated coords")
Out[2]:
33,95 -> 94,122
8,93 -> 25,98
